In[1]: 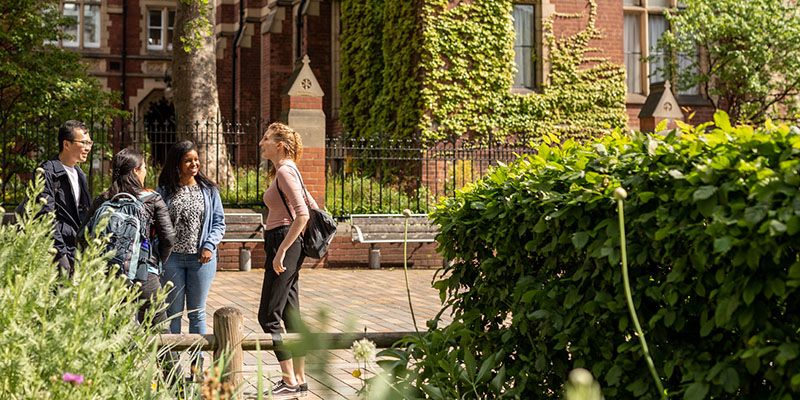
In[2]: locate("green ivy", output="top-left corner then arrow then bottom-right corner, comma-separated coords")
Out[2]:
339,0 -> 627,144
340,0 -> 386,140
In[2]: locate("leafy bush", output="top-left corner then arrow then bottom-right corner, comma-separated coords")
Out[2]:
0,177 -> 171,398
383,114 -> 800,399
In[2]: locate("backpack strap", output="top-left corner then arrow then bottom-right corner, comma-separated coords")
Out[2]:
274,165 -> 312,222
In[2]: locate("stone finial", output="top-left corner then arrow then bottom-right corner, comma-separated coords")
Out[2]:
638,80 -> 685,132
284,55 -> 324,97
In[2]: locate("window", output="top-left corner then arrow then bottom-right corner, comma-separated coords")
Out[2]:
61,1 -> 101,49
623,0 -> 699,96
148,8 -> 175,51
512,4 -> 536,89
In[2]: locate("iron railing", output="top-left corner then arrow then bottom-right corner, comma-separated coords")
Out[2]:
0,120 -> 536,217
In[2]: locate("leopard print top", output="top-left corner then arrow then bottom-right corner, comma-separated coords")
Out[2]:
170,184 -> 204,254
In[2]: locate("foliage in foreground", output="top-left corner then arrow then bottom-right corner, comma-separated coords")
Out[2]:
0,177 -> 171,398
380,114 -> 800,399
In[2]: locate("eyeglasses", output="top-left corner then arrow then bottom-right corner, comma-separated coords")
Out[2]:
69,139 -> 94,147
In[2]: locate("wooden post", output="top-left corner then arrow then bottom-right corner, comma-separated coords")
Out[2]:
213,307 -> 244,389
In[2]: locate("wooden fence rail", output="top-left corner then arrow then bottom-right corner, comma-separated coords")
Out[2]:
157,307 -> 415,388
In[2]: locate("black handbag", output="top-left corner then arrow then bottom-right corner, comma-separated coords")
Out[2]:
275,166 -> 337,259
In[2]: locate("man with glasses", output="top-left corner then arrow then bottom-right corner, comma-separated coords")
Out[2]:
20,120 -> 93,277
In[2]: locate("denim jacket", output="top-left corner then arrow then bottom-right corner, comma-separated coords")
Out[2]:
158,185 -> 226,256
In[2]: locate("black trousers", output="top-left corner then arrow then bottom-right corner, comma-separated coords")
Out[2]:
136,272 -> 168,328
258,225 -> 306,361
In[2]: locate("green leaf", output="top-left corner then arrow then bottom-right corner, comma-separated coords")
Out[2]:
476,352 -> 497,383
776,343 -> 799,366
769,220 -> 787,236
606,365 -> 623,386
572,232 -> 590,250
713,236 -> 734,253
720,367 -> 739,393
669,169 -> 685,179
684,382 -> 709,400
713,110 -> 732,132
638,191 -> 655,203
743,206 -> 767,225
490,365 -> 506,393
693,185 -> 718,201
421,384 -> 444,400
789,262 -> 800,279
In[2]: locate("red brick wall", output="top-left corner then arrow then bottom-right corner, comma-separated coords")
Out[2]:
298,147 -> 326,208
305,1 -> 334,135
551,0 -> 624,66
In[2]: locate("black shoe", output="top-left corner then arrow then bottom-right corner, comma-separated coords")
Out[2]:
299,382 -> 309,397
269,380 -> 301,399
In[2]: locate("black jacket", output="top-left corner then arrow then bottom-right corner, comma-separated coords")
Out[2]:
19,158 -> 92,267
86,190 -> 176,268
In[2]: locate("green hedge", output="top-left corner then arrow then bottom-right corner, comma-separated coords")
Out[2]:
383,114 -> 800,398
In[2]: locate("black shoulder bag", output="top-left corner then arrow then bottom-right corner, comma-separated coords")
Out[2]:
275,166 -> 338,259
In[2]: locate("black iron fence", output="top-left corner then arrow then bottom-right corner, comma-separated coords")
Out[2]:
324,137 -> 536,216
0,120 -> 536,217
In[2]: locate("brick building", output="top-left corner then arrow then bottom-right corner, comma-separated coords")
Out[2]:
55,0 -> 711,134
54,0 -> 711,269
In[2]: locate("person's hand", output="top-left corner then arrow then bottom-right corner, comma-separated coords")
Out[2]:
199,248 -> 213,264
273,249 -> 286,275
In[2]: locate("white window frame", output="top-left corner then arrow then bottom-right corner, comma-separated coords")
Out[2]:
60,0 -> 101,49
623,0 -> 699,99
147,7 -> 175,51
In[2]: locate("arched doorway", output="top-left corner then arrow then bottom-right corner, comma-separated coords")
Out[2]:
142,95 -> 176,168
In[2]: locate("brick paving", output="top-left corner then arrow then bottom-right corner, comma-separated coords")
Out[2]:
178,268 -> 451,399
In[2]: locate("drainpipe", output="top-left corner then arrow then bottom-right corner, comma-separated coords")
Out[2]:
296,0 -> 308,60
122,0 -> 128,112
231,0 -> 245,125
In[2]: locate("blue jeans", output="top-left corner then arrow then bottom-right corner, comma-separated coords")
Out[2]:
161,252 -> 216,335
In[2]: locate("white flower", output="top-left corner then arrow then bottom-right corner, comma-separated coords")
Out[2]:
402,209 -> 413,218
351,338 -> 377,363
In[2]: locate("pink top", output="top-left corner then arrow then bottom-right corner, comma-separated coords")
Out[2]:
263,161 -> 319,230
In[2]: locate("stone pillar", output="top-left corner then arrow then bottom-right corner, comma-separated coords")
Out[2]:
281,55 -> 326,207
638,81 -> 685,133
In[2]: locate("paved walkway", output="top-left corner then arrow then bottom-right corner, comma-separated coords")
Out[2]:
184,268 -> 450,399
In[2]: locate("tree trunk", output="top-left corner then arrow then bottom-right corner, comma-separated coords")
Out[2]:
172,0 -> 234,186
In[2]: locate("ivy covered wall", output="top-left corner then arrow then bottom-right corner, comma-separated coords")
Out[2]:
339,0 -> 627,144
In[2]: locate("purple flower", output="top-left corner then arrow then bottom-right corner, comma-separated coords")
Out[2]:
62,372 -> 84,385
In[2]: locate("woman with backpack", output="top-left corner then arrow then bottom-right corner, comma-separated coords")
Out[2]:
157,140 -> 226,378
258,122 -> 318,398
86,148 -> 176,325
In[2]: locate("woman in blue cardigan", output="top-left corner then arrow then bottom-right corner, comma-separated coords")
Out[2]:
158,140 -> 226,376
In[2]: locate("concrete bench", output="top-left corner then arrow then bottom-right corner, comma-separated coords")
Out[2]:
221,212 -> 265,271
350,213 -> 438,269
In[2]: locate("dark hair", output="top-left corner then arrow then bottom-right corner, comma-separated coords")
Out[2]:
157,140 -> 216,200
58,120 -> 87,153
102,148 -> 145,200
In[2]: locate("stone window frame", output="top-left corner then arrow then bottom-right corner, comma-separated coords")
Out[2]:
140,1 -> 176,54
623,0 -> 702,103
57,0 -> 103,50
511,0 -> 553,95
146,7 -> 176,51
